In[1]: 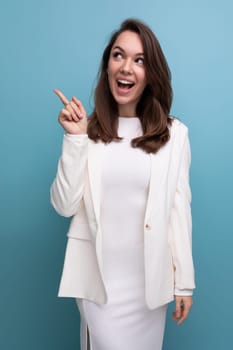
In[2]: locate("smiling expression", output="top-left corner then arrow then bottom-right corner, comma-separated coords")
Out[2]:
107,30 -> 147,117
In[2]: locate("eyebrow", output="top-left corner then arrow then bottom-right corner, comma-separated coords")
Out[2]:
112,45 -> 144,56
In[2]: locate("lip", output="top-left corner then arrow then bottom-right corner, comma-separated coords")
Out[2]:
115,80 -> 136,95
116,77 -> 135,84
115,77 -> 136,96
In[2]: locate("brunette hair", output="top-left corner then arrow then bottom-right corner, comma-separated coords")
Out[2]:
88,18 -> 173,153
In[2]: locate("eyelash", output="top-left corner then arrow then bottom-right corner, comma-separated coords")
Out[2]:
112,52 -> 144,65
113,52 -> 123,59
136,57 -> 144,65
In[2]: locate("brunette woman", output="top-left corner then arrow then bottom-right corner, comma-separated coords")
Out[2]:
51,18 -> 195,350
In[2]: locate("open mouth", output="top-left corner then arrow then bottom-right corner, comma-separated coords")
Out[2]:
117,79 -> 135,90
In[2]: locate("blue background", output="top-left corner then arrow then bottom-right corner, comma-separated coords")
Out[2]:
1,0 -> 232,349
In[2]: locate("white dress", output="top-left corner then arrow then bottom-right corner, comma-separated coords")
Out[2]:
77,117 -> 167,350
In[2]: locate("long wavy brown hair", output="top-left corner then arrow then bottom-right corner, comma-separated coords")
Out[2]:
88,18 -> 173,153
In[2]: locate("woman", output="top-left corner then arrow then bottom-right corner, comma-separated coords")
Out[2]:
51,18 -> 195,350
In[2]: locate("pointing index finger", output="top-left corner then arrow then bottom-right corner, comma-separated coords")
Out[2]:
54,89 -> 69,106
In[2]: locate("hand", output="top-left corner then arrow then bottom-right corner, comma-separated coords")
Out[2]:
172,296 -> 193,325
54,89 -> 87,135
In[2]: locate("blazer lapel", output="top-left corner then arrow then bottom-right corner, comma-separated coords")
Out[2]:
145,146 -> 169,225
87,140 -> 105,222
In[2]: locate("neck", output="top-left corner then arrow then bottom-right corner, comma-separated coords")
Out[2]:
118,104 -> 137,118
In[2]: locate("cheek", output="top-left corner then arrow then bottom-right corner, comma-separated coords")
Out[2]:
140,71 -> 147,84
137,76 -> 147,92
135,67 -> 146,85
141,72 -> 147,90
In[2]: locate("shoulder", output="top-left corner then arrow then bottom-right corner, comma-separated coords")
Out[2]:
169,117 -> 189,139
167,117 -> 191,154
170,117 -> 188,133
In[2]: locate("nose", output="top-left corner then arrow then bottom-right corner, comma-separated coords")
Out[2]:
120,58 -> 133,74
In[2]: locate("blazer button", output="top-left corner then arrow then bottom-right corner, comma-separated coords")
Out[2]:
145,224 -> 151,230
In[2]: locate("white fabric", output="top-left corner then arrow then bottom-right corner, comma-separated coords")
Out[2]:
77,117 -> 167,350
174,288 -> 193,296
53,118 -> 195,307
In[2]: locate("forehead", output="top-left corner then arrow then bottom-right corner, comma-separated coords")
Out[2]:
112,30 -> 143,54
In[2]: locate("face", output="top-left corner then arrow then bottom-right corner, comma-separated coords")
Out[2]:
107,30 -> 147,117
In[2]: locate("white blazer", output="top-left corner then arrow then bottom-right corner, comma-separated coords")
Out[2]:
51,118 -> 195,311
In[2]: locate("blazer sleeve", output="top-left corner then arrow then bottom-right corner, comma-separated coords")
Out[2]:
50,134 -> 88,217
168,128 -> 195,291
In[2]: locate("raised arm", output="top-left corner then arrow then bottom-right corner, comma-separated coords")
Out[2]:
50,90 -> 88,217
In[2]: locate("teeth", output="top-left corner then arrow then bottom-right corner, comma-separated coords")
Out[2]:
118,80 -> 134,85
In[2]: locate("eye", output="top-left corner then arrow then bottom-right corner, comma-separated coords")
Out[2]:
136,57 -> 144,65
112,51 -> 123,60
